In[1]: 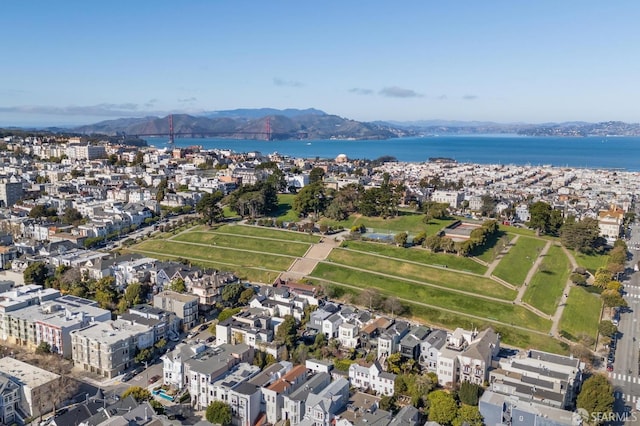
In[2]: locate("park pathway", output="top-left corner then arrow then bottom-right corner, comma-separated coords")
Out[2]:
514,241 -> 552,304
278,231 -> 346,282
484,234 -> 520,277
549,246 -> 580,337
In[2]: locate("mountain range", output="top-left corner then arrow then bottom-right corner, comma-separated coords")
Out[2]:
73,109 -> 410,141
63,110 -> 640,139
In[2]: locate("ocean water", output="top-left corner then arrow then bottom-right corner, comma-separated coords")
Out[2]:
146,135 -> 640,171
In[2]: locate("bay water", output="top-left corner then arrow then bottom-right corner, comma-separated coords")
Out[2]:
146,135 -> 640,171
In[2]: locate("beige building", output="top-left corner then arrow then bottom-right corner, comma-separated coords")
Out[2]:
0,357 -> 60,418
153,291 -> 199,330
70,319 -> 154,378
598,205 -> 624,242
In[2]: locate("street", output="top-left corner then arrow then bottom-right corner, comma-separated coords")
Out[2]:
610,223 -> 640,421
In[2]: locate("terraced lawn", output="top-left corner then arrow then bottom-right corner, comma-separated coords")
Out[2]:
131,239 -> 295,271
320,213 -> 453,235
522,245 -> 570,315
475,232 -> 513,264
212,224 -> 321,243
572,250 -> 608,274
310,263 -> 550,332
341,240 -> 487,274
326,249 -> 514,300
492,237 -> 547,286
559,286 -> 603,346
172,231 -> 311,257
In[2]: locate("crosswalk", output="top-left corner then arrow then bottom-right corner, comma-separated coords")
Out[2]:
614,392 -> 639,403
610,372 -> 640,383
624,292 -> 640,299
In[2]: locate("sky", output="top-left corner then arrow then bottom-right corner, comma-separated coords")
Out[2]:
2,0 -> 640,126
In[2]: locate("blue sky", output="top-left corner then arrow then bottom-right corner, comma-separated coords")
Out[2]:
2,0 -> 639,126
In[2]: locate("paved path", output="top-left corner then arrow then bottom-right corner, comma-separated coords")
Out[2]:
549,245 -> 580,337
484,234 -> 520,277
279,235 -> 342,281
514,241 -> 552,304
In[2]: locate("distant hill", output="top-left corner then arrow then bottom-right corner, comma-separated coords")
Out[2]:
73,110 -> 410,140
378,119 -> 640,136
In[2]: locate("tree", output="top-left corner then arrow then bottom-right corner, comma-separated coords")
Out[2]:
62,207 -> 83,225
459,381 -> 483,405
383,297 -> 405,317
196,191 -> 224,225
168,278 -> 186,293
424,235 -> 441,251
276,315 -> 297,348
394,232 -> 408,247
122,386 -> 151,402
222,283 -> 244,306
453,405 -> 484,426
413,231 -> 427,246
561,218 -> 603,253
35,342 -> 51,354
527,201 -> 553,234
427,390 -> 458,425
576,374 -> 614,423
293,182 -> 327,217
362,288 -> 382,311
238,287 -> 255,305
206,401 -> 232,426
123,282 -> 145,309
309,167 -> 325,184
135,348 -> 153,364
598,320 -> 617,338
593,268 -> 612,288
601,289 -> 627,310
379,395 -> 397,412
570,273 -> 587,286
386,353 -> 404,374
24,262 -> 50,286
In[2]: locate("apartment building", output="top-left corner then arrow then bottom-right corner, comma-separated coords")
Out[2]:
70,319 -> 154,378
153,290 -> 199,331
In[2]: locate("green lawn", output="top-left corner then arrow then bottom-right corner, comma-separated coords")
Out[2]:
501,225 -> 539,237
559,286 -> 603,346
172,231 -> 311,257
308,275 -> 565,353
320,212 -> 454,235
268,194 -> 300,222
341,240 -> 487,274
522,245 -> 570,315
310,263 -> 550,332
492,237 -> 547,286
475,232 -> 514,264
326,249 -> 514,300
212,224 -> 321,243
572,250 -> 609,274
131,239 -> 295,271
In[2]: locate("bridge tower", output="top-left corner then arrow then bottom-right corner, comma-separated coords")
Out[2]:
168,114 -> 175,149
265,117 -> 271,141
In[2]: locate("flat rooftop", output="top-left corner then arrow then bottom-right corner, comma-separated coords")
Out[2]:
0,356 -> 60,388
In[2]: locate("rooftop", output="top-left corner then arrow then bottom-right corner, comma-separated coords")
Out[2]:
0,356 -> 60,388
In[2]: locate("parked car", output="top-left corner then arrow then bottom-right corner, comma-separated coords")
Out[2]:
607,364 -> 614,372
122,372 -> 135,382
199,323 -> 208,332
206,336 -> 215,343
149,375 -> 161,384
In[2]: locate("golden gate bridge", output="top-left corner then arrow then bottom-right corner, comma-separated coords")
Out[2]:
127,114 -> 303,149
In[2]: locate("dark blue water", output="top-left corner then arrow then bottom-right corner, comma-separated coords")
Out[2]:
146,135 -> 640,171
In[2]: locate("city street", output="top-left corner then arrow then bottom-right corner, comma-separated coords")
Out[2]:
611,223 -> 640,419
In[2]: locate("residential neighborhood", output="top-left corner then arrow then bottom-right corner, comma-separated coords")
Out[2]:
0,133 -> 631,425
